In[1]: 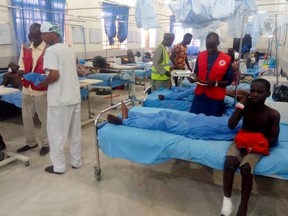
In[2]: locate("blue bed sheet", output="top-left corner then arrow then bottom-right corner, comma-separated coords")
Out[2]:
98,106 -> 288,180
0,77 -> 92,108
86,73 -> 130,88
143,86 -> 235,113
143,87 -> 193,111
1,91 -> 22,108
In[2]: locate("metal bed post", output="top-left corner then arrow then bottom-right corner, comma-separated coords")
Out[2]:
274,14 -> 279,88
107,74 -> 131,106
234,9 -> 247,106
140,85 -> 152,104
93,99 -> 133,181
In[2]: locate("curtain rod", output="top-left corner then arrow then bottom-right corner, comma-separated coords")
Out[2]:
100,0 -> 133,8
257,2 -> 288,6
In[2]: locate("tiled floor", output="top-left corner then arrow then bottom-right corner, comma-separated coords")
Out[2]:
0,85 -> 288,216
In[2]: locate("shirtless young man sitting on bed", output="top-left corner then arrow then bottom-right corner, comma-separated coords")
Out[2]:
220,78 -> 280,216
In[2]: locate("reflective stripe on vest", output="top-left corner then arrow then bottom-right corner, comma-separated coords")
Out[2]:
151,44 -> 170,81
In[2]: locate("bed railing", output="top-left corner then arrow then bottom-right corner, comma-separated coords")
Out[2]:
140,84 -> 152,104
93,99 -> 134,181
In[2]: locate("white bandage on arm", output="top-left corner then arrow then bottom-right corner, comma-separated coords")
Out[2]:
236,102 -> 245,110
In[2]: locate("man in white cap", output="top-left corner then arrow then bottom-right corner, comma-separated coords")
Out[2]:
38,21 -> 82,174
151,33 -> 175,91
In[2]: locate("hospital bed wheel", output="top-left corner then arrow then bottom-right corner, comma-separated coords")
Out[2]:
94,167 -> 101,181
0,152 -> 5,161
95,173 -> 101,181
25,161 -> 30,166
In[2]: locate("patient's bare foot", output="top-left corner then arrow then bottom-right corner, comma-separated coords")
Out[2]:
121,102 -> 129,119
107,114 -> 123,125
158,95 -> 165,100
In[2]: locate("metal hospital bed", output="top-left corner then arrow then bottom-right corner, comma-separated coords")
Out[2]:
0,74 -> 101,126
93,100 -> 288,181
0,86 -> 30,167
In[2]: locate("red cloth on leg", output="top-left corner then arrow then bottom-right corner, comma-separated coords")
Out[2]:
235,129 -> 269,155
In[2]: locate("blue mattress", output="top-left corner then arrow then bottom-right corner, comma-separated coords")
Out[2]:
1,91 -> 22,108
97,106 -> 288,180
86,73 -> 130,88
0,70 -> 21,107
0,78 -> 91,108
122,67 -> 152,79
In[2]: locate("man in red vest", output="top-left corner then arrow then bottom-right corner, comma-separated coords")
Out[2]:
17,23 -> 50,156
189,32 -> 234,116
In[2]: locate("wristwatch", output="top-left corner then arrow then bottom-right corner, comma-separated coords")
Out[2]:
215,81 -> 218,87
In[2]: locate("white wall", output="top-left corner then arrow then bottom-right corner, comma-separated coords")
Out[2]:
0,0 -> 18,67
254,3 -> 288,76
1,0 -> 288,76
0,0 -> 172,67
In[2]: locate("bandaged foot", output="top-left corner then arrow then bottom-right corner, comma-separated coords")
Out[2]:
121,102 -> 128,119
220,196 -> 234,216
107,114 -> 123,125
158,95 -> 165,100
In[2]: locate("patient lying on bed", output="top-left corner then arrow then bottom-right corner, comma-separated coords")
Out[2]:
158,85 -> 249,101
157,86 -> 196,101
107,102 -> 241,140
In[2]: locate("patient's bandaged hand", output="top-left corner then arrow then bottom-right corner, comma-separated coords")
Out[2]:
23,72 -> 47,86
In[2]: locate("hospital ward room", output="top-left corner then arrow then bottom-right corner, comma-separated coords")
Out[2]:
1,0 -> 288,215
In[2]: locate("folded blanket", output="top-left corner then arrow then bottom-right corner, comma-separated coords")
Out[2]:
23,73 -> 47,86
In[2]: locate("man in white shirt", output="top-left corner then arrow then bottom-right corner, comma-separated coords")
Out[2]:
38,22 -> 82,174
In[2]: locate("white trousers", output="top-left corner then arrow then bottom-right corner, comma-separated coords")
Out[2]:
47,103 -> 82,173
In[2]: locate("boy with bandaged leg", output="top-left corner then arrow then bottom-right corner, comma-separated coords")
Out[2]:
220,78 -> 280,216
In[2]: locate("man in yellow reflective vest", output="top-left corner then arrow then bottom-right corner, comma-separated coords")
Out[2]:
151,33 -> 175,91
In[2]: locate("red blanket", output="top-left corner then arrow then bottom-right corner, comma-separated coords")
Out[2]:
235,129 -> 269,155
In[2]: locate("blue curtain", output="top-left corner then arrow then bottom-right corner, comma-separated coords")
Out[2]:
11,0 -> 66,53
102,3 -> 129,45
102,2 -> 117,45
116,6 -> 129,43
